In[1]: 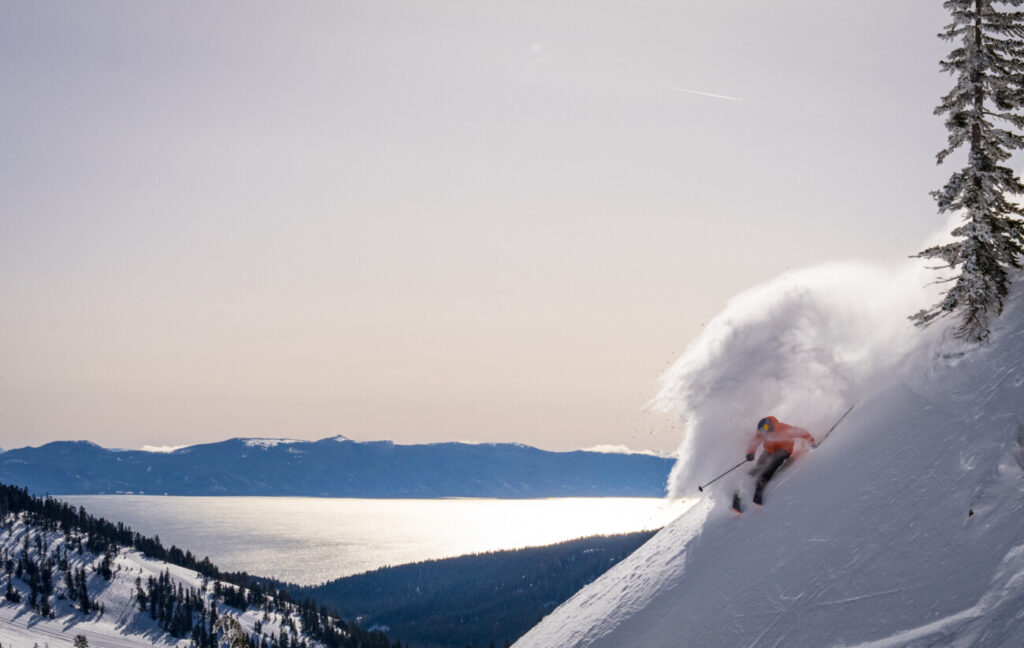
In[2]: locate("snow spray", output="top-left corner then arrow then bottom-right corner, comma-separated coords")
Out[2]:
651,261 -> 937,502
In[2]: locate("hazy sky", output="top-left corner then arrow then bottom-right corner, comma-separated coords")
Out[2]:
1,1 -> 952,453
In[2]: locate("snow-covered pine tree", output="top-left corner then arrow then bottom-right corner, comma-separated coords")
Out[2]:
912,0 -> 1024,341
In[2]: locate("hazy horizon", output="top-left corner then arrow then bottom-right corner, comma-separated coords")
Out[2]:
2,2 -> 951,453
0,436 -> 677,455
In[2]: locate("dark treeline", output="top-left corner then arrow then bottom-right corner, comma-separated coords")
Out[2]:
297,530 -> 659,648
0,482 -> 400,648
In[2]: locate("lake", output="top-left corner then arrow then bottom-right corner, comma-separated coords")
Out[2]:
59,496 -> 692,585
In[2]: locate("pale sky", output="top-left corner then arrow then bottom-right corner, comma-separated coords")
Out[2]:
0,1 -> 951,453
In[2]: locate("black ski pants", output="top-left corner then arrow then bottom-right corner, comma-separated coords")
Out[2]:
756,449 -> 791,487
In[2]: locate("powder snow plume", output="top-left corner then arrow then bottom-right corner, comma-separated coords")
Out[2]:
652,261 -> 937,501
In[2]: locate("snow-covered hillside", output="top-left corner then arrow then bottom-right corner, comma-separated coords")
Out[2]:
0,516 -> 320,648
516,266 -> 1024,647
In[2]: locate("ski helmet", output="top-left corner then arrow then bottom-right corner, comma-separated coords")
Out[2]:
757,417 -> 774,433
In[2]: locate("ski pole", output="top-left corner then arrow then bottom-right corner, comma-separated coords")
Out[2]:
697,458 -> 751,492
812,404 -> 856,448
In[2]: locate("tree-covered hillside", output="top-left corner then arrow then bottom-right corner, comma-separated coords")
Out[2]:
296,531 -> 657,648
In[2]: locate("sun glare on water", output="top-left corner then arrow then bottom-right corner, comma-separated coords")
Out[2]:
60,495 -> 694,585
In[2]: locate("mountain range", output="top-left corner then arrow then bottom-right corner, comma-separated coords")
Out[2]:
0,437 -> 673,498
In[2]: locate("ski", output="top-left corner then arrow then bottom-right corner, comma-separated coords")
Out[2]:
731,493 -> 743,513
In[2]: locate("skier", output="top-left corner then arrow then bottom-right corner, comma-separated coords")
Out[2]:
733,416 -> 815,510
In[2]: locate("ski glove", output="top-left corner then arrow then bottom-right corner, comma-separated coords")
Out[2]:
745,453 -> 755,461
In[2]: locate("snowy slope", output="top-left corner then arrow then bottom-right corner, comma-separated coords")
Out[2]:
0,518 -> 311,648
516,266 -> 1024,647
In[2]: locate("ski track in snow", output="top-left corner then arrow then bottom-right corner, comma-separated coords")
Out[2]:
516,273 -> 1024,648
837,542 -> 1024,648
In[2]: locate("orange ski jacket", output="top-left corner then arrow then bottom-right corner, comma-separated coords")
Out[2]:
746,416 -> 815,456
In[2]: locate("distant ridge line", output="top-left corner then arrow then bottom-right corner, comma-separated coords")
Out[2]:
0,437 -> 674,499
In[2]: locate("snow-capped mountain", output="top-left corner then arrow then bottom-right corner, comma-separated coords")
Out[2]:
515,266 -> 1024,647
0,438 -> 671,498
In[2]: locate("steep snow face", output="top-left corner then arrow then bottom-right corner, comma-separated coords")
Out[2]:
516,272 -> 1024,647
